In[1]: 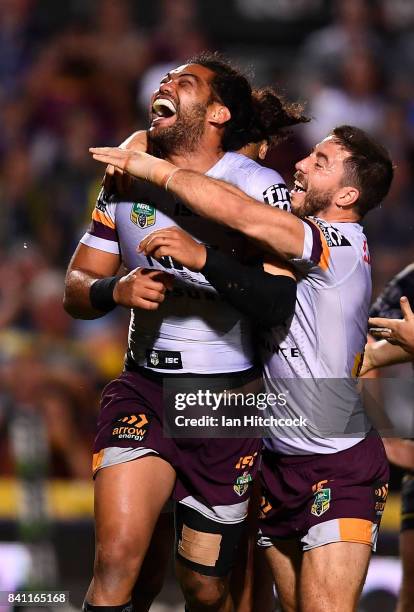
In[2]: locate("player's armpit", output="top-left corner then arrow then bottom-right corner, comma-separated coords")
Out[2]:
201,248 -> 296,328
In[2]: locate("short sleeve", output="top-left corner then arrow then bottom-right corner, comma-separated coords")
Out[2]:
246,166 -> 291,211
291,218 -> 360,288
80,188 -> 120,255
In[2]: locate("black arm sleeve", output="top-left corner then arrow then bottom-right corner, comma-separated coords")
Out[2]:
201,248 -> 296,329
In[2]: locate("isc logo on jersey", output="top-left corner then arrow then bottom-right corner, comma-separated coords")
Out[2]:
146,349 -> 183,370
263,184 -> 290,210
131,202 -> 156,228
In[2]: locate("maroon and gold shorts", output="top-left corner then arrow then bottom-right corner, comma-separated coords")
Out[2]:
258,432 -> 389,551
93,368 -> 262,527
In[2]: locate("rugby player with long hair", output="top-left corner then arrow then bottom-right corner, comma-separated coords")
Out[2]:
65,52 -> 307,611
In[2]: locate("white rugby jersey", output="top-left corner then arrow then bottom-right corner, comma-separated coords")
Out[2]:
81,151 -> 290,374
262,217 -> 373,454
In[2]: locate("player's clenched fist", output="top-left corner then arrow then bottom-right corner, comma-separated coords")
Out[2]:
139,227 -> 207,272
113,267 -> 173,310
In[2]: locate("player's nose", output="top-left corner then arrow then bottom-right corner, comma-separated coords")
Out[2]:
159,79 -> 175,95
295,156 -> 308,173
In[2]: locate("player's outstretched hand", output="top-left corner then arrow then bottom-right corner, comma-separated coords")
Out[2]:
102,131 -> 148,194
139,228 -> 207,272
90,146 -> 174,185
369,296 -> 414,354
113,267 -> 173,310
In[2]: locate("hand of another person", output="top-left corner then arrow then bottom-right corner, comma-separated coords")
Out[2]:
91,146 -> 174,186
113,267 -> 173,310
369,296 -> 414,354
102,131 -> 148,193
139,227 -> 207,272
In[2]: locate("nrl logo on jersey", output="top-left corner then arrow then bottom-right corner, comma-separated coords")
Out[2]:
130,202 -> 156,228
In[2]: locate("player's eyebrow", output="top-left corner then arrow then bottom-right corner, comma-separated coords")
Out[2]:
161,72 -> 200,83
176,72 -> 201,83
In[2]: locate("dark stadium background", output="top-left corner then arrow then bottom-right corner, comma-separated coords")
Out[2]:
0,0 -> 413,609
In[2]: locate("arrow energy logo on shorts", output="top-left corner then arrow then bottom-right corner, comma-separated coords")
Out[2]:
111,414 -> 149,442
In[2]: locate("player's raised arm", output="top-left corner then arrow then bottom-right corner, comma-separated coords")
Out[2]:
89,147 -> 305,259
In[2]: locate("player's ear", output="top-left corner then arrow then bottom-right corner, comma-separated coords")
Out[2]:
208,103 -> 231,126
336,186 -> 359,208
258,141 -> 269,160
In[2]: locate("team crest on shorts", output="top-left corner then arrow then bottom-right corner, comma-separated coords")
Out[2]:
311,487 -> 331,517
233,471 -> 252,497
111,414 -> 149,442
130,202 -> 156,228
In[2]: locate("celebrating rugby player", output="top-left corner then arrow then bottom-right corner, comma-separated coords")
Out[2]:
91,124 -> 394,611
65,52 -> 307,612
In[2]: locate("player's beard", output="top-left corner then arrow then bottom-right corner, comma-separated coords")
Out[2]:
292,187 -> 334,218
149,102 -> 208,158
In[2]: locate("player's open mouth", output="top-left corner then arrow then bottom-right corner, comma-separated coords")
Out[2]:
292,179 -> 307,193
151,97 -> 177,126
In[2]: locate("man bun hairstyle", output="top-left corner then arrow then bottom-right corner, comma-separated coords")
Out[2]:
330,125 -> 394,218
187,51 -> 308,151
251,87 -> 309,148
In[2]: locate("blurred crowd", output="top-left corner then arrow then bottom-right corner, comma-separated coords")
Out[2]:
0,0 -> 413,480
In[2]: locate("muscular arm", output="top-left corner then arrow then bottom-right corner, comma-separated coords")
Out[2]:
64,244 -> 121,319
167,171 -> 304,259
64,243 -> 171,319
89,148 -> 305,259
